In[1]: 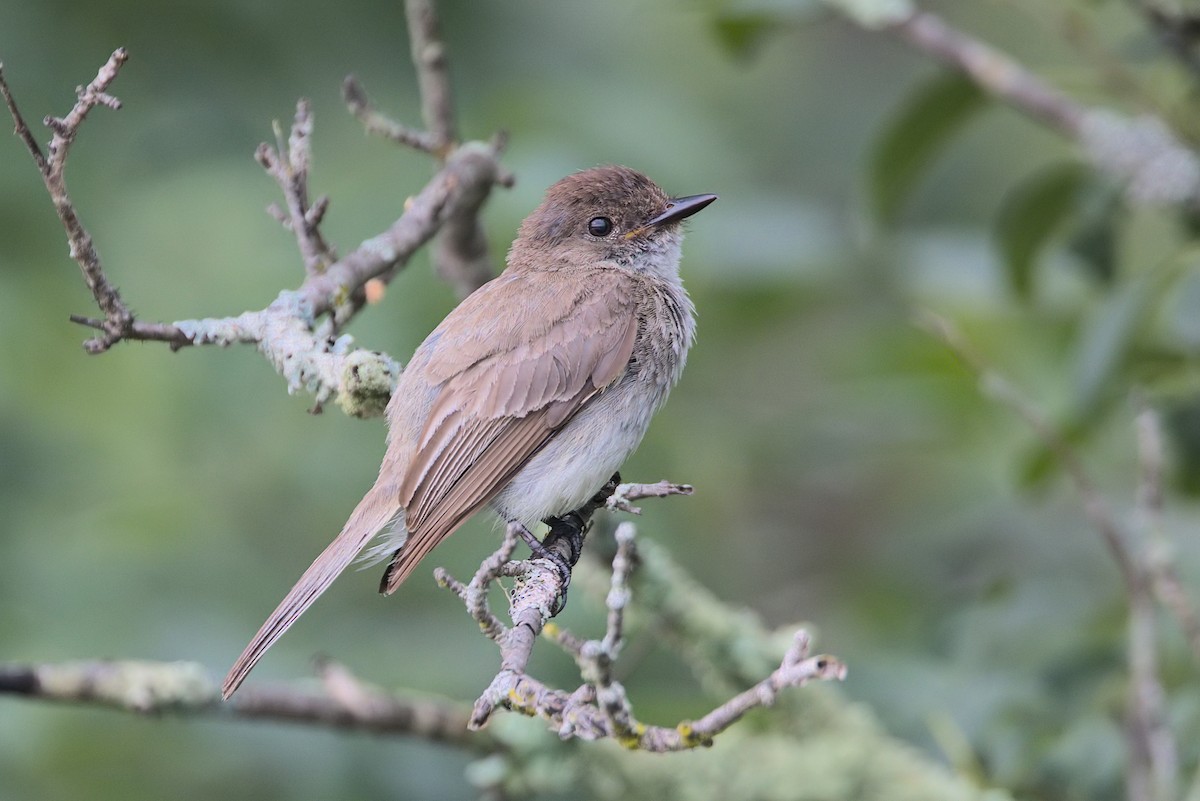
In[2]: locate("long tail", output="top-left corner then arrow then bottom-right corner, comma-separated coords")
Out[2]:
222,482 -> 402,699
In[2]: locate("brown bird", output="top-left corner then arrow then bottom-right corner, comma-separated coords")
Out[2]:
222,166 -> 715,699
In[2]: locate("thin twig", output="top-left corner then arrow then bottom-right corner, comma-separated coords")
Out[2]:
405,0 -> 457,155
0,61 -> 47,172
1133,408 -> 1200,664
606,481 -> 694,515
1,48 -> 135,353
1129,405 -> 1178,801
7,19 -> 509,413
890,10 -> 1084,136
257,100 -> 337,275
342,75 -> 440,153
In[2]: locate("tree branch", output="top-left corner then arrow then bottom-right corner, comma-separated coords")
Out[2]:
0,659 -> 485,748
2,0 -> 509,415
826,1 -> 1200,207
0,48 -> 137,353
405,0 -> 457,156
435,482 -> 845,749
259,99 -> 337,276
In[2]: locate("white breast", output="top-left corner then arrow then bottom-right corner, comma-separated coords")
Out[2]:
492,275 -> 694,525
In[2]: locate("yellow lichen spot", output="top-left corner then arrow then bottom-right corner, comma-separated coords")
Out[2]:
676,721 -> 710,748
542,622 -> 560,638
506,688 -> 536,715
333,284 -> 351,308
613,722 -> 647,750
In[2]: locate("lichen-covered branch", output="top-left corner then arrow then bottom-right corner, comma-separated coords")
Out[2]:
1,0 -> 509,415
0,659 -> 484,747
435,483 -> 845,750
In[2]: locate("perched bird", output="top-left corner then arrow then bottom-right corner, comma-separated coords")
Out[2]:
222,166 -> 715,698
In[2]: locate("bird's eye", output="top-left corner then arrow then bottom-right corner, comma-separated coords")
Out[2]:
587,217 -> 613,237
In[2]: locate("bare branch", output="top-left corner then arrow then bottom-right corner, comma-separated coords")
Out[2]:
0,61 -> 47,172
343,0 -> 501,298
405,0 -> 457,155
257,100 -> 337,275
1131,408 -> 1200,665
8,43 -> 504,415
1,48 -> 137,353
8,4 -> 509,413
890,10 -> 1085,136
606,480 -> 694,515
0,659 -> 484,748
342,75 -> 441,154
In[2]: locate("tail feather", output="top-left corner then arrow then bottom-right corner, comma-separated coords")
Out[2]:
222,483 -> 401,699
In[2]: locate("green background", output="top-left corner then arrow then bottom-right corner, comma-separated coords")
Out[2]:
2,1 -> 1198,798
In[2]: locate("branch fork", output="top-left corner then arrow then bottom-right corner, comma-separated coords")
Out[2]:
1,0 -> 511,412
436,483 -> 845,750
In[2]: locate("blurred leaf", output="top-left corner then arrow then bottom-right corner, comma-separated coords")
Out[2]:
709,1 -> 822,59
1019,255 -> 1188,489
712,14 -> 779,59
1074,257 -> 1179,414
1017,415 -> 1095,490
1064,179 -> 1123,287
1166,395 -> 1200,494
869,72 -> 989,225
993,163 -> 1087,300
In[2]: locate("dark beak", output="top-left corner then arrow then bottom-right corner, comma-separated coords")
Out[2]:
646,193 -> 718,227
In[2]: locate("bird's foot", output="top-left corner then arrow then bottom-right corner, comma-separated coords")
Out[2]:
520,473 -> 623,618
515,522 -> 575,616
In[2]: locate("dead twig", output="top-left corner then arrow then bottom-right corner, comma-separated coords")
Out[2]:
3,0 -> 510,414
258,100 -> 337,276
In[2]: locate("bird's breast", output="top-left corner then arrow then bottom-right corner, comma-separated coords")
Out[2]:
491,278 -> 695,525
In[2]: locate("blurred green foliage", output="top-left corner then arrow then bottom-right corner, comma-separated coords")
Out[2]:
3,0 -> 1200,799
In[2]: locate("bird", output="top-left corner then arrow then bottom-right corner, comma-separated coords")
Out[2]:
222,165 -> 715,699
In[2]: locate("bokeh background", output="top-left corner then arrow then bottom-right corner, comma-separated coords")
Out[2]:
3,0 -> 1200,798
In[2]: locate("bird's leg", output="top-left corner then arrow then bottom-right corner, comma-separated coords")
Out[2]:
535,473 -> 622,617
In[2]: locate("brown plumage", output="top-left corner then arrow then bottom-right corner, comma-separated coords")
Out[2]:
222,166 -> 715,699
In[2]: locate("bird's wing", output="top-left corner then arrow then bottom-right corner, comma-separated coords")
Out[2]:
381,268 -> 639,593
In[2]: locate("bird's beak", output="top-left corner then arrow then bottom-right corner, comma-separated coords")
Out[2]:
646,193 -> 718,228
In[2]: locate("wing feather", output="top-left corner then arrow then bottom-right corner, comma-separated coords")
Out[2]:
382,270 -> 640,594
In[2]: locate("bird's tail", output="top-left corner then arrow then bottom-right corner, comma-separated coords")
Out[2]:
222,482 -> 402,699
